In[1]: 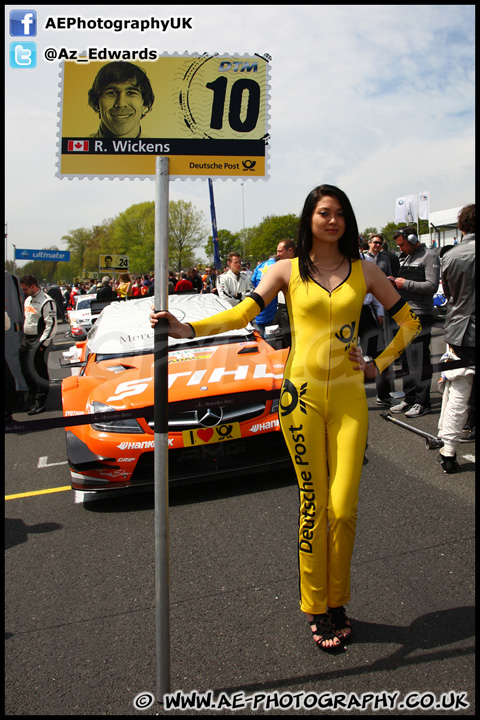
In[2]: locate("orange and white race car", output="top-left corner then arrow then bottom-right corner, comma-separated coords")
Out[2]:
61,294 -> 292,491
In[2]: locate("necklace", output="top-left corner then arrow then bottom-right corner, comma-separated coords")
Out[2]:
313,255 -> 346,272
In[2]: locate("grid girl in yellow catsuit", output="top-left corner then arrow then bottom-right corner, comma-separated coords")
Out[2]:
281,256 -> 370,617
152,184 -> 421,651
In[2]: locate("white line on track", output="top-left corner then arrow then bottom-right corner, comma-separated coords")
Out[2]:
37,456 -> 69,468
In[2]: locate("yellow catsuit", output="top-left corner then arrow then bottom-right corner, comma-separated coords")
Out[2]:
188,257 -> 421,615
282,257 -> 371,613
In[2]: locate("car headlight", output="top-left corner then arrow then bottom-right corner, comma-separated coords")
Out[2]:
70,325 -> 86,337
87,401 -> 144,434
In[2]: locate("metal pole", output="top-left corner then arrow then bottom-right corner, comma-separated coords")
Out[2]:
154,156 -> 170,702
380,411 -> 443,449
241,182 -> 245,258
208,178 -> 221,271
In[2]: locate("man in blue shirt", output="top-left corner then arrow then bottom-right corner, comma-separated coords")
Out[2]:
250,239 -> 298,339
250,255 -> 277,336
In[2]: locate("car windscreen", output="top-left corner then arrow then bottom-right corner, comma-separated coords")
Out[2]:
76,297 -> 93,310
93,332 -> 255,362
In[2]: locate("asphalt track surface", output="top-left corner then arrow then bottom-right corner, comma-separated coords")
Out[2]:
5,322 -> 475,715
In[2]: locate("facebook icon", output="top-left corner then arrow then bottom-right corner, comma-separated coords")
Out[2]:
10,10 -> 37,37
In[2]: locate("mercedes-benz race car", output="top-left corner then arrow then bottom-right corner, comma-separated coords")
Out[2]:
61,294 -> 292,492
67,293 -> 97,339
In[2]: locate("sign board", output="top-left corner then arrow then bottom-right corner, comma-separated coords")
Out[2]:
99,254 -> 129,271
15,249 -> 70,262
57,53 -> 271,180
82,271 -> 99,280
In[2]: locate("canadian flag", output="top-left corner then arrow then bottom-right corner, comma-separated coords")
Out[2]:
68,140 -> 89,152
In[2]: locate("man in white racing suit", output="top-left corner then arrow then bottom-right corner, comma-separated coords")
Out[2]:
216,251 -> 254,306
19,275 -> 57,415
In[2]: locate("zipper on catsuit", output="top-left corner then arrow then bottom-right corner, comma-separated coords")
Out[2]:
326,291 -> 333,401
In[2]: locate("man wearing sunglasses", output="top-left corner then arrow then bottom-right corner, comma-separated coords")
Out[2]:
366,234 -> 392,276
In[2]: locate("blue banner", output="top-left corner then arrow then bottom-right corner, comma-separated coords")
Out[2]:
208,179 -> 222,270
15,249 -> 70,262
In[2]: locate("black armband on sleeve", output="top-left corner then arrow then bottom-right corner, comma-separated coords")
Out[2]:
386,298 -> 407,317
248,292 -> 265,313
185,323 -> 196,338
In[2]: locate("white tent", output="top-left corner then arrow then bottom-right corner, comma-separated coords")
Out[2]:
429,207 -> 462,228
427,207 -> 462,248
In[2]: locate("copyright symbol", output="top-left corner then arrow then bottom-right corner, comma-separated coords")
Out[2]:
133,691 -> 155,711
44,48 -> 57,61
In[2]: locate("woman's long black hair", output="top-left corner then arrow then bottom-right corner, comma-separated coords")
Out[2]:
296,184 -> 360,283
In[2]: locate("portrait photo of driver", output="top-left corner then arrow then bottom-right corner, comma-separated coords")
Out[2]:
87,61 -> 155,139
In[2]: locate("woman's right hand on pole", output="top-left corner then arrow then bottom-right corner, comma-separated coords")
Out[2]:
150,307 -> 194,339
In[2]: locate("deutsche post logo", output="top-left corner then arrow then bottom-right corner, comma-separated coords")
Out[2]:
335,321 -> 356,351
280,379 -> 307,417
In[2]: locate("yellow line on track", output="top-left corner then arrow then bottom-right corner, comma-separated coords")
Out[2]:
5,486 -> 71,500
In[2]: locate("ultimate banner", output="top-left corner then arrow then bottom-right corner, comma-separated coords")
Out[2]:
56,52 -> 271,180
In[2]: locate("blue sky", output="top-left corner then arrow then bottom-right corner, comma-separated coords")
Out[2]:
5,4 -> 475,266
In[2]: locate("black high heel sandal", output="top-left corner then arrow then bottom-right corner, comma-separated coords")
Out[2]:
309,613 -> 342,652
328,605 -> 353,643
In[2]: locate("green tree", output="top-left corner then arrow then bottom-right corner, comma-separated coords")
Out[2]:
380,222 -> 396,246
61,227 -> 96,280
5,259 -> 15,275
111,202 -> 155,274
247,214 -> 299,263
418,219 -> 430,236
168,200 -> 207,272
204,228 -> 242,268
57,199 -> 209,279
82,220 -> 116,276
381,219 -> 430,250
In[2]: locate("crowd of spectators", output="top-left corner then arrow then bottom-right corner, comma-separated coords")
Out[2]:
8,212 -> 475,474
48,267 -> 227,313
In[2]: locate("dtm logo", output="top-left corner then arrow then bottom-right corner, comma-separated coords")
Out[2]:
10,10 -> 37,36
